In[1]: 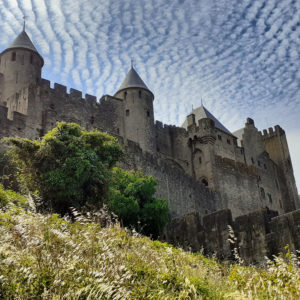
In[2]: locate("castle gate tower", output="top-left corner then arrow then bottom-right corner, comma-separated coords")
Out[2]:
114,66 -> 156,153
0,27 -> 44,118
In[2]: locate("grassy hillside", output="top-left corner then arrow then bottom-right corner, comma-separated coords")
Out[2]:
0,203 -> 300,299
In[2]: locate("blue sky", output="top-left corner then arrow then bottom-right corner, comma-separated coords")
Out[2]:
0,0 -> 299,190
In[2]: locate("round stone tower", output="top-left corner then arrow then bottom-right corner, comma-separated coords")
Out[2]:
114,66 -> 156,153
0,28 -> 44,105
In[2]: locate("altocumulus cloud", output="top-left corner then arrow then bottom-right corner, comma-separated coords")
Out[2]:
0,0 -> 299,189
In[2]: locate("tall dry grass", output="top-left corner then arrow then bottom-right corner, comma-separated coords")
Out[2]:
0,203 -> 299,299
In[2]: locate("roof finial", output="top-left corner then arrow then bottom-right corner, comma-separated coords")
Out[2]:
201,97 -> 203,106
131,59 -> 134,69
192,104 -> 194,111
23,15 -> 26,31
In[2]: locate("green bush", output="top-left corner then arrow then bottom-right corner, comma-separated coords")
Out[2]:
107,167 -> 169,237
5,122 -> 123,214
0,184 -> 28,208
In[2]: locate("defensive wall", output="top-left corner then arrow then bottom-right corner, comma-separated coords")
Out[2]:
261,125 -> 300,211
118,138 -> 218,218
164,207 -> 300,264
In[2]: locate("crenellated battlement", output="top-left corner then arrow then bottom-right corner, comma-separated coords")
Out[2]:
39,78 -> 99,106
260,125 -> 285,139
155,120 -> 187,135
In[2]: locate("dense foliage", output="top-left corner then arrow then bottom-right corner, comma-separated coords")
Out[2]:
5,122 -> 123,214
107,167 -> 168,237
0,184 -> 28,209
0,201 -> 299,299
4,123 -> 168,236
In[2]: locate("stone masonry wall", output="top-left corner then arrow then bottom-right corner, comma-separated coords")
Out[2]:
118,139 -> 218,219
213,155 -> 284,218
164,208 -> 300,264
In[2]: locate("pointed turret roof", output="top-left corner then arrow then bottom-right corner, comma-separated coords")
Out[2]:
1,29 -> 44,65
7,30 -> 39,53
116,66 -> 152,94
182,104 -> 232,135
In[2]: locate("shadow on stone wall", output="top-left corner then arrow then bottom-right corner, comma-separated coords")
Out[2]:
163,207 -> 300,264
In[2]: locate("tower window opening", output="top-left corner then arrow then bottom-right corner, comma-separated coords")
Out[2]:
260,187 -> 265,199
126,109 -> 130,116
199,157 -> 202,164
264,163 -> 267,169
267,193 -> 272,204
227,139 -> 231,144
139,90 -> 142,98
147,110 -> 150,117
124,91 -> 127,99
12,52 -> 16,61
201,178 -> 208,187
251,157 -> 254,164
218,135 -> 222,141
90,116 -> 95,124
30,54 -> 34,64
258,161 -> 261,167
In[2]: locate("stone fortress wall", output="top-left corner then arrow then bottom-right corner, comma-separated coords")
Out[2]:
0,28 -> 299,263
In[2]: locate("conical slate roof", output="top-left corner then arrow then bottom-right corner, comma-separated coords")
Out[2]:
116,66 -> 151,93
182,104 -> 232,135
7,30 -> 39,54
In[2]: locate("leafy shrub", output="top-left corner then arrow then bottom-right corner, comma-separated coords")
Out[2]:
0,184 -> 28,208
107,167 -> 168,237
5,122 -> 123,214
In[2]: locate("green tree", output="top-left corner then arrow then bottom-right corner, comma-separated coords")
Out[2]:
5,122 -> 123,214
107,167 -> 169,237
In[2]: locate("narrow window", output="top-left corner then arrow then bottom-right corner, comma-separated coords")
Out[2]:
201,178 -> 208,187
117,128 -> 120,134
251,157 -> 254,164
199,157 -> 202,164
227,139 -> 231,144
139,90 -> 142,98
267,193 -> 272,203
264,163 -> 267,169
260,187 -> 265,199
90,116 -> 95,124
258,161 -> 261,167
147,110 -> 150,117
12,52 -> 16,61
124,91 -> 127,99
218,135 -> 222,141
30,54 -> 34,64
126,109 -> 130,116
50,103 -> 55,110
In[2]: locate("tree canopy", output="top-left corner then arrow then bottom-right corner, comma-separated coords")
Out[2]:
107,167 -> 168,237
5,122 -> 123,214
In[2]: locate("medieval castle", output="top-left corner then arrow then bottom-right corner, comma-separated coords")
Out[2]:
0,28 -> 299,263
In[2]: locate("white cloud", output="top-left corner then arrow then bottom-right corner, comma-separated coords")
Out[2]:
0,0 -> 299,185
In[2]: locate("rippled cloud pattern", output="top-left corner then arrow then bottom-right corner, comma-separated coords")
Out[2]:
0,0 -> 299,188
